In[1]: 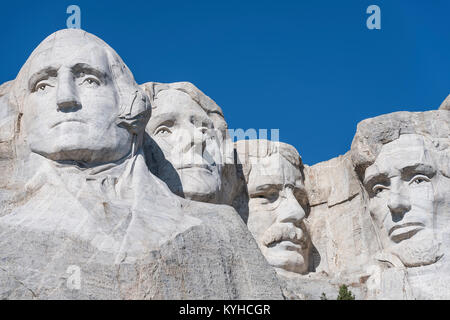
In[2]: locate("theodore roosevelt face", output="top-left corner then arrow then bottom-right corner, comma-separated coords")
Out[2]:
245,151 -> 310,274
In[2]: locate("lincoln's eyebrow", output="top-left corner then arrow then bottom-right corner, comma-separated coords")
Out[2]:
28,67 -> 58,92
400,163 -> 436,181
71,63 -> 107,82
363,172 -> 389,189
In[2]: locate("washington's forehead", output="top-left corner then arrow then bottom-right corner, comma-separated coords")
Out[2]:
28,42 -> 110,76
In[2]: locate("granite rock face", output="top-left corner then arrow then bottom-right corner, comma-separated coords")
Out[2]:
1,28 -> 449,300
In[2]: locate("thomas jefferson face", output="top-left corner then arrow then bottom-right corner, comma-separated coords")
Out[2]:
364,134 -> 446,266
22,37 -> 132,163
147,89 -> 222,202
246,153 -> 310,274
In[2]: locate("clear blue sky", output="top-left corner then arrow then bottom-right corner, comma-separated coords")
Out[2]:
1,0 -> 448,165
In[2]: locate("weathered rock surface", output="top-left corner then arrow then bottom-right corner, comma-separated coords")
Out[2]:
303,152 -> 379,276
440,94 -> 450,110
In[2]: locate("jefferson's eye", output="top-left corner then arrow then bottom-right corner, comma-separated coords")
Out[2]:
410,175 -> 430,185
154,126 -> 172,136
35,82 -> 53,92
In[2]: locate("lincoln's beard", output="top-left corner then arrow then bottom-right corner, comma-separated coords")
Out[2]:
387,229 -> 443,268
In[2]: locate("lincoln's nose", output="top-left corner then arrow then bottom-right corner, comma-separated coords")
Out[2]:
387,190 -> 411,221
56,70 -> 81,111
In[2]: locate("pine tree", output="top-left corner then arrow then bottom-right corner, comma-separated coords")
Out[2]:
337,284 -> 355,300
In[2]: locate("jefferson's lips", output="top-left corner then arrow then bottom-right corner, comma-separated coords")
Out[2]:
389,223 -> 424,242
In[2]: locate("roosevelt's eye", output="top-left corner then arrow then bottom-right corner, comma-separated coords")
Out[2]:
154,126 -> 172,137
254,192 -> 279,203
372,185 -> 387,195
81,77 -> 100,87
410,175 -> 430,185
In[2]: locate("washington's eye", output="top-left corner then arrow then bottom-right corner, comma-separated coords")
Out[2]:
154,126 -> 172,136
410,175 -> 430,185
81,77 -> 100,87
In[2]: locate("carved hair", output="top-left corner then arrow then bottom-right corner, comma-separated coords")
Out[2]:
142,81 -> 227,139
235,139 -> 304,183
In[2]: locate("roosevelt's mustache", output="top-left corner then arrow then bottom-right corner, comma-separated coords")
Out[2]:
261,223 -> 307,249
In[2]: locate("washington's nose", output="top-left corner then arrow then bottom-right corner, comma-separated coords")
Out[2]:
56,71 -> 81,111
277,188 -> 306,224
387,191 -> 411,217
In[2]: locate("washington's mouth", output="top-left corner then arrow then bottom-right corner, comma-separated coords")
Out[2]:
389,222 -> 425,243
51,119 -> 86,128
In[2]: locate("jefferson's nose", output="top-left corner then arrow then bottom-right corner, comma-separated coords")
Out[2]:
277,188 -> 306,224
180,125 -> 207,155
387,188 -> 411,218
56,70 -> 81,111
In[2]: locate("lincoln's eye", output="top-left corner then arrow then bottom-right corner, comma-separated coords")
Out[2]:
372,185 -> 386,195
411,175 -> 429,185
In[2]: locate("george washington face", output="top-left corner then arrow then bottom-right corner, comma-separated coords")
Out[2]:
21,36 -> 133,164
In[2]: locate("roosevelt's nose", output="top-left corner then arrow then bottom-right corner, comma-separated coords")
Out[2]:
56,70 -> 81,111
387,185 -> 411,219
277,188 -> 306,224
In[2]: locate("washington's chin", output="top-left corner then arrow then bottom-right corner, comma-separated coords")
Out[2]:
263,243 -> 308,275
31,141 -> 132,164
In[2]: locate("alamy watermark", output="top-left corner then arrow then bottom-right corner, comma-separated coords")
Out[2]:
66,5 -> 81,29
366,5 -> 381,30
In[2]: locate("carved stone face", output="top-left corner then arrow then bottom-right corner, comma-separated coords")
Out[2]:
22,37 -> 132,163
364,134 -> 447,266
147,89 -> 222,202
246,153 -> 310,274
